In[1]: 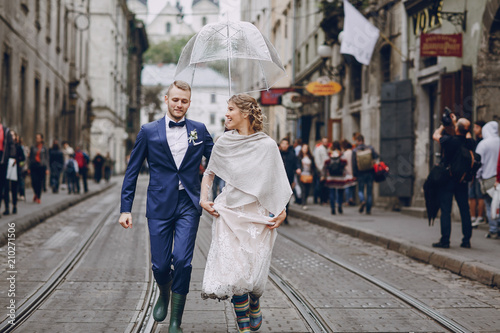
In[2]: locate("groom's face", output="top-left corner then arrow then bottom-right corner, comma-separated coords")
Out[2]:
165,86 -> 191,121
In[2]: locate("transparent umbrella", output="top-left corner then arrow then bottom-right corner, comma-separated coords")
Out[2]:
175,20 -> 287,96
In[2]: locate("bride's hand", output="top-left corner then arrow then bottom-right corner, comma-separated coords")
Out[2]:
200,200 -> 219,217
268,209 -> 286,229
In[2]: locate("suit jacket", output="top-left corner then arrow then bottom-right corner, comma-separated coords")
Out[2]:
0,125 -> 16,165
120,117 -> 214,219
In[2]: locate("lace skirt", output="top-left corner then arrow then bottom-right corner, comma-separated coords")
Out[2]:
201,190 -> 277,300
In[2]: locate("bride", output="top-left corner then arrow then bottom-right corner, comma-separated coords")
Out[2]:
200,94 -> 292,333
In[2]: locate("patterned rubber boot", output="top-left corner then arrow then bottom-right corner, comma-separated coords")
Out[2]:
249,294 -> 262,331
232,294 -> 250,333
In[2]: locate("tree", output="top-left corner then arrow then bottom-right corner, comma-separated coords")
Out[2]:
143,36 -> 193,64
142,84 -> 164,122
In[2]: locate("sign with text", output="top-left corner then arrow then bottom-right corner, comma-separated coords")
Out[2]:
305,81 -> 342,96
420,33 -> 462,57
260,88 -> 294,106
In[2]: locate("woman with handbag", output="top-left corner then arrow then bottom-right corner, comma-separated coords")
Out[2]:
298,144 -> 316,210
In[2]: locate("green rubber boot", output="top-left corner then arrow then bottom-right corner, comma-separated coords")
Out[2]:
169,293 -> 187,333
153,281 -> 172,322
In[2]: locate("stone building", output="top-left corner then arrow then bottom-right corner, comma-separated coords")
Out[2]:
0,0 -> 92,148
88,0 -> 148,174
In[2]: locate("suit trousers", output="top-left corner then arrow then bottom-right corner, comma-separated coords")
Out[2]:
148,190 -> 200,295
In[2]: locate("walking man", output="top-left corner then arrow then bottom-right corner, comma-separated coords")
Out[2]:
352,134 -> 378,214
119,80 -> 213,331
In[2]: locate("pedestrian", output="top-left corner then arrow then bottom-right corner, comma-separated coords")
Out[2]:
28,133 -> 50,204
475,121 -> 500,239
0,116 -> 16,215
431,115 -> 474,248
92,152 -> 105,183
279,137 -> 300,224
199,93 -> 291,333
293,138 -> 302,156
313,137 -> 330,205
18,136 -> 29,200
298,143 -> 316,210
352,134 -> 379,215
104,152 -> 114,183
61,141 -> 74,190
341,139 -> 357,206
323,141 -> 356,215
3,130 -> 24,215
470,120 -> 486,227
119,80 -> 214,330
49,140 -> 64,193
65,153 -> 79,194
74,146 -> 89,193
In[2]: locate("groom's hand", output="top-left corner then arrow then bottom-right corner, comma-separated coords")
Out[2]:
119,213 -> 133,229
200,201 -> 219,217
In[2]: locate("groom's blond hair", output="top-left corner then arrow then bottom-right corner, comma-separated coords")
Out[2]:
167,80 -> 191,96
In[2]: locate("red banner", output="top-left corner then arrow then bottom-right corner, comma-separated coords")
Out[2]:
260,88 -> 294,106
420,33 -> 462,57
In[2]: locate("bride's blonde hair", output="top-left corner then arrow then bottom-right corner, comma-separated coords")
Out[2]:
228,94 -> 265,132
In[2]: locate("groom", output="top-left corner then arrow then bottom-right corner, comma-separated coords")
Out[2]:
119,80 -> 213,331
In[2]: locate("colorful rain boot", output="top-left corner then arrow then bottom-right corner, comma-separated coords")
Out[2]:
232,294 -> 250,333
169,292 -> 187,333
249,294 -> 262,331
153,280 -> 172,322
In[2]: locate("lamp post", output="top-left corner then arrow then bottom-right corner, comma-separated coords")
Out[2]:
318,44 -> 333,138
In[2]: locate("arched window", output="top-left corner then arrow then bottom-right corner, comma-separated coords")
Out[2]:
380,45 -> 391,83
202,16 -> 207,26
166,22 -> 171,34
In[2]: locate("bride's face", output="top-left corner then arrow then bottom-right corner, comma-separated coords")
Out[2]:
225,101 -> 248,131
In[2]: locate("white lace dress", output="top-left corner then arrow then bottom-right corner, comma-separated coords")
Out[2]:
201,183 -> 277,300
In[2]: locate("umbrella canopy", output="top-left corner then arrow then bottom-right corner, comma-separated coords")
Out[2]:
175,20 -> 287,96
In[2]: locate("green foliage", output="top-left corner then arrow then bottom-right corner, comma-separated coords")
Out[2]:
143,36 -> 193,64
142,84 -> 164,121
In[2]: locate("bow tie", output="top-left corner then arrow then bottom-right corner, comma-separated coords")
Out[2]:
169,120 -> 186,128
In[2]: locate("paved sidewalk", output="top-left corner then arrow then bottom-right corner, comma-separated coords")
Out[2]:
0,177 -> 118,246
288,202 -> 500,288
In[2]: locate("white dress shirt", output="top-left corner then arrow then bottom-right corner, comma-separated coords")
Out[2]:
165,115 -> 188,190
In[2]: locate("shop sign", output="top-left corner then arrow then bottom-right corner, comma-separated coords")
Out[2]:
260,88 -> 294,106
408,0 -> 443,35
305,81 -> 342,96
420,33 -> 462,57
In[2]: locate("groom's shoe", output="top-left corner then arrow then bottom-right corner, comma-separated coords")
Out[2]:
153,281 -> 172,322
169,292 -> 187,333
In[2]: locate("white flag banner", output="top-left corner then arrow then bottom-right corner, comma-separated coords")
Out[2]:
340,0 -> 380,65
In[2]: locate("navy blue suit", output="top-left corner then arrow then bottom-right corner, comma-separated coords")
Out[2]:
121,117 -> 213,293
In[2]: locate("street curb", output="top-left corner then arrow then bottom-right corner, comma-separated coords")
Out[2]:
289,206 -> 500,288
0,182 -> 117,247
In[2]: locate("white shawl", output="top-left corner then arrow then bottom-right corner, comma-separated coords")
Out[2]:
207,130 -> 292,216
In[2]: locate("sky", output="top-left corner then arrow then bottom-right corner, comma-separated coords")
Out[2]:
147,0 -> 241,24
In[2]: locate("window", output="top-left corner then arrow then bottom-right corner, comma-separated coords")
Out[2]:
210,93 -> 216,103
1,49 -> 11,123
380,45 -> 391,83
210,113 -> 215,125
305,44 -> 309,64
34,76 -> 41,134
350,60 -> 362,101
20,61 -> 27,132
56,0 -> 61,52
314,34 -> 318,57
202,16 -> 207,26
45,86 -> 50,139
35,0 -> 41,30
166,22 -> 171,34
296,51 -> 301,73
46,0 -> 52,43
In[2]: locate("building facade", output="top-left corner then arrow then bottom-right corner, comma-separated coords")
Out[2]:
0,0 -> 92,148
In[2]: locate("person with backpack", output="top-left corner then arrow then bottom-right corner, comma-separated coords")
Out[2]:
323,141 -> 356,214
475,121 -> 500,240
432,115 -> 476,248
65,154 -> 79,194
74,147 -> 89,193
352,134 -> 379,215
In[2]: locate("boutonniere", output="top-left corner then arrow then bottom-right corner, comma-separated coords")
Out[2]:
188,129 -> 198,144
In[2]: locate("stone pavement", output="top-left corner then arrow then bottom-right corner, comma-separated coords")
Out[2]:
0,177 -> 117,246
288,201 -> 500,288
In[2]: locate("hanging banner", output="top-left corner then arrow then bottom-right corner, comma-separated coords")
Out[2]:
420,33 -> 462,57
